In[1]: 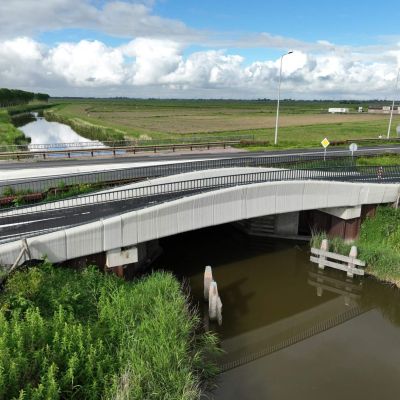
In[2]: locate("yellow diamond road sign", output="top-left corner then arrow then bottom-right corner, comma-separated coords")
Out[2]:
321,138 -> 330,148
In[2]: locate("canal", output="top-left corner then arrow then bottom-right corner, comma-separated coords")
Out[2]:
152,224 -> 400,400
14,112 -> 98,148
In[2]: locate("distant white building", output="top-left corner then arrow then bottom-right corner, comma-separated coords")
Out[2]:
328,107 -> 350,114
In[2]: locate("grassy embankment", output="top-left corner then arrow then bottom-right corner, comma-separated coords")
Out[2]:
0,103 -> 54,149
0,110 -> 30,148
0,262 -> 219,399
311,206 -> 400,287
45,99 -> 400,149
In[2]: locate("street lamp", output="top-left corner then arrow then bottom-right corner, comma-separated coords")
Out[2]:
387,67 -> 400,139
274,51 -> 293,145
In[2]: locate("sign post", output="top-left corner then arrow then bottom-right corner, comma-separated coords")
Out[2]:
321,137 -> 330,161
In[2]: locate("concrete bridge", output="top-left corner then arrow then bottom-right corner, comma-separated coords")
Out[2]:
0,165 -> 398,270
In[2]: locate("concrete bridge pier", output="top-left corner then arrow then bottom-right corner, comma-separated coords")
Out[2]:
64,240 -> 162,278
105,239 -> 162,279
310,204 -> 377,242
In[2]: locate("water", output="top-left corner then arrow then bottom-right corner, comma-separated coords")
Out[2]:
152,224 -> 400,400
17,113 -> 99,149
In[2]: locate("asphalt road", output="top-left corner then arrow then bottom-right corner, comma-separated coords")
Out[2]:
1,144 -> 400,170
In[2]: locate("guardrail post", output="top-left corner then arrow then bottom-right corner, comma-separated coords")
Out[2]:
319,239 -> 329,270
347,246 -> 357,278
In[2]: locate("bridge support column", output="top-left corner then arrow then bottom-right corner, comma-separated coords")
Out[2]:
310,204 -> 377,242
105,240 -> 162,279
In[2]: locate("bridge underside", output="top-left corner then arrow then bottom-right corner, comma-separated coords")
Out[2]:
237,204 -> 377,242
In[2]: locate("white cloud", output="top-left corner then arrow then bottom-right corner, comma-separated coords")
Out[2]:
0,0 -> 196,41
45,40 -> 125,86
0,36 -> 399,99
122,38 -> 183,85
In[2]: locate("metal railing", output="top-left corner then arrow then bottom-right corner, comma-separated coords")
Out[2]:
0,134 -> 265,153
0,154 -> 356,196
2,165 -> 399,218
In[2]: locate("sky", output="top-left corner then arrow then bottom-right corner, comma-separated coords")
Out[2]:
0,0 -> 399,99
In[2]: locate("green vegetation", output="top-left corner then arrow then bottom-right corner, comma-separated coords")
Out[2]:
0,88 -> 49,107
0,263 -> 219,399
1,182 -> 106,208
44,99 -> 400,148
0,110 -> 30,148
357,154 -> 400,166
45,107 -> 125,142
311,207 -> 400,287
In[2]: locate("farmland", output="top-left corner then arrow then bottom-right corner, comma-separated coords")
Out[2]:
46,99 -> 400,148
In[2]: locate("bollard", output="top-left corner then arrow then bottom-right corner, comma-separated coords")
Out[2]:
204,266 -> 213,301
208,281 -> 218,321
347,246 -> 358,278
318,239 -> 329,270
216,296 -> 223,326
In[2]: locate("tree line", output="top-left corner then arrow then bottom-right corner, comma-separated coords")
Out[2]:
0,88 -> 50,107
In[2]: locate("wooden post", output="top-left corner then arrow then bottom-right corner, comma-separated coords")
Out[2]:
216,296 -> 223,326
319,239 -> 329,270
204,266 -> 213,301
347,246 -> 357,278
208,281 -> 218,321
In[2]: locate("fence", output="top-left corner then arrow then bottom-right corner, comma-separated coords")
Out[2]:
0,154 -> 357,196
310,240 -> 365,278
0,134 -> 266,153
2,164 -> 400,218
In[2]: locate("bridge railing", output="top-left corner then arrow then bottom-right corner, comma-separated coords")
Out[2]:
1,164 -> 399,218
0,154 -> 356,196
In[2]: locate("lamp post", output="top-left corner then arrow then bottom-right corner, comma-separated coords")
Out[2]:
387,68 -> 400,139
274,51 -> 293,145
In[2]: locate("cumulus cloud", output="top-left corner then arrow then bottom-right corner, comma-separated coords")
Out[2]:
45,40 -> 125,86
0,36 -> 399,99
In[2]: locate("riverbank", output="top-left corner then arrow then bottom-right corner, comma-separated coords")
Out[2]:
0,110 -> 30,148
311,206 -> 400,287
45,106 -> 126,142
0,262 -> 219,399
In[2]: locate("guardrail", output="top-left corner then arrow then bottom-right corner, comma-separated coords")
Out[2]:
2,165 -> 400,218
0,140 -> 242,160
0,154 -> 356,195
331,137 -> 400,146
0,134 -> 266,153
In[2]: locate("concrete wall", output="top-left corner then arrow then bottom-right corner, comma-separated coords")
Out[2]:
0,180 -> 398,267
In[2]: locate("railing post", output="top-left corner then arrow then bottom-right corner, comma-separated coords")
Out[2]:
319,239 -> 328,270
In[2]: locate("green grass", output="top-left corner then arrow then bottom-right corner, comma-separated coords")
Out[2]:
357,154 -> 400,166
0,110 -> 30,148
45,99 -> 400,148
311,207 -> 400,286
0,263 -> 219,399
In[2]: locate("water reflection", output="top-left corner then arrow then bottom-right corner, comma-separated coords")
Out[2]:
19,116 -> 98,148
151,224 -> 400,399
